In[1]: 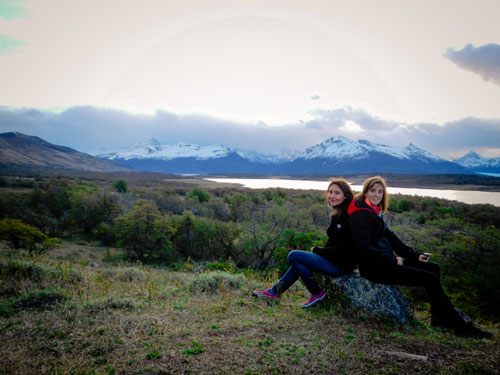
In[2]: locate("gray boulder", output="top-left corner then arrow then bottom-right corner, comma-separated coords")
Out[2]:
332,272 -> 410,324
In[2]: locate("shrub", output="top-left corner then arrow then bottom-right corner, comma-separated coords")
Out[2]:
115,200 -> 176,262
187,188 -> 210,203
0,288 -> 66,316
0,218 -> 59,253
101,267 -> 147,282
0,260 -> 81,296
189,271 -> 245,294
84,296 -> 137,313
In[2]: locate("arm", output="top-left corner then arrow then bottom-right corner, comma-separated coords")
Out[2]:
383,226 -> 420,262
348,212 -> 397,267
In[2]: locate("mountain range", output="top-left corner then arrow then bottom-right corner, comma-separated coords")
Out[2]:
453,152 -> 500,173
0,132 -> 131,172
1,132 -> 498,175
96,136 -> 485,175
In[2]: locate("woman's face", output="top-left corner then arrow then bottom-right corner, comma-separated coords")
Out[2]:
327,183 -> 347,207
365,183 -> 384,206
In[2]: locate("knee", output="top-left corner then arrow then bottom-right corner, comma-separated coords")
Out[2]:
288,250 -> 299,263
428,261 -> 441,276
423,272 -> 440,287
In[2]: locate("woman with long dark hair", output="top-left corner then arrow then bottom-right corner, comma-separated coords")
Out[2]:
348,176 -> 492,338
253,178 -> 357,308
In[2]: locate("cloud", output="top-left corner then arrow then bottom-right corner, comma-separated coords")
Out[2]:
0,34 -> 24,55
445,43 -> 500,86
0,0 -> 30,20
0,105 -> 499,159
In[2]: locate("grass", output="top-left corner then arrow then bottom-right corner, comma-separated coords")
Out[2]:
0,242 -> 499,374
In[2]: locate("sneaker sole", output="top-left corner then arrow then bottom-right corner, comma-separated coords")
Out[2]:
302,294 -> 326,308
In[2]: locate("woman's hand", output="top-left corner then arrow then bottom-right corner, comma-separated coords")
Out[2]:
418,253 -> 430,263
396,256 -> 404,266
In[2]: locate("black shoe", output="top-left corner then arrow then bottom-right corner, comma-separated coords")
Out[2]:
431,316 -> 456,329
455,322 -> 493,339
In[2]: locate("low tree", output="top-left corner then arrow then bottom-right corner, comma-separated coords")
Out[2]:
113,179 -> 128,194
115,200 -> 176,262
0,218 -> 59,253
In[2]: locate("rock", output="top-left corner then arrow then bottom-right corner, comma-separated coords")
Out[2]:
90,262 -> 100,268
332,272 -> 410,324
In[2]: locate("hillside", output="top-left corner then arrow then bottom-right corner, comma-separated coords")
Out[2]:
0,243 -> 498,375
0,132 -> 132,172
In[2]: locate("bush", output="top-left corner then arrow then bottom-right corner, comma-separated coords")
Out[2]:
0,288 -> 66,316
101,267 -> 147,282
115,200 -> 176,262
189,271 -> 245,294
0,260 -> 81,296
84,296 -> 137,313
187,188 -> 210,203
0,218 -> 59,253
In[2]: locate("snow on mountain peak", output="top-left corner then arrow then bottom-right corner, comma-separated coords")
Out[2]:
298,136 -> 445,163
454,151 -> 500,169
98,139 -> 233,161
299,136 -> 367,160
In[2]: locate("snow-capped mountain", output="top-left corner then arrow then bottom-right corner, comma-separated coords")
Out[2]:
98,138 -> 233,161
97,139 -> 281,174
297,136 -> 443,162
453,151 -> 500,173
97,136 -> 474,175
286,136 -> 471,174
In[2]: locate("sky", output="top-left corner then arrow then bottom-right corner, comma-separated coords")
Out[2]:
0,0 -> 499,159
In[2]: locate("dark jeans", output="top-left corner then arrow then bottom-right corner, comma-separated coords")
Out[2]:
360,259 -> 460,322
271,250 -> 349,296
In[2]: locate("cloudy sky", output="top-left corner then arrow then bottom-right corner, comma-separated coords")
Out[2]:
0,0 -> 499,159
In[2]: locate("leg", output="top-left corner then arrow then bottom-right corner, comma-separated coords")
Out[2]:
361,263 -> 459,324
273,250 -> 348,295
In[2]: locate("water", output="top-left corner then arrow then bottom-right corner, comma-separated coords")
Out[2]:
206,178 -> 500,207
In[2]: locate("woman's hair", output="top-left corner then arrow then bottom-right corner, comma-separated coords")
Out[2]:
325,178 -> 354,217
354,175 -> 389,212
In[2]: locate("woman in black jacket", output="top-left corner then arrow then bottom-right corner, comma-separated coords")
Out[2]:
348,176 -> 492,339
253,178 -> 357,308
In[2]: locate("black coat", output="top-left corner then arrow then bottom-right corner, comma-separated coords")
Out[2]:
347,200 -> 420,272
312,211 -> 357,272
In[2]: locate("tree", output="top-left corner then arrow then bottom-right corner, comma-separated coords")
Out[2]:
0,218 -> 59,253
115,200 -> 176,262
187,188 -> 210,203
113,179 -> 128,194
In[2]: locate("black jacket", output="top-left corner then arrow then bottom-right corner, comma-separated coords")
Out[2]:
347,199 -> 420,271
311,211 -> 357,272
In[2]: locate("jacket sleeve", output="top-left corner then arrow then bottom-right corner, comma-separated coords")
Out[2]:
348,212 -> 397,267
383,226 -> 420,262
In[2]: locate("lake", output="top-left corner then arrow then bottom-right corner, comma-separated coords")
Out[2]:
205,178 -> 500,207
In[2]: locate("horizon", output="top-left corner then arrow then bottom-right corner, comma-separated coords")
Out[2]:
1,1 -> 499,159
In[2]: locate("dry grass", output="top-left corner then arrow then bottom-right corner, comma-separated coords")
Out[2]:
1,244 -> 499,375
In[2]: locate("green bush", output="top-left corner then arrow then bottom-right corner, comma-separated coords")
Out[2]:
0,288 -> 66,316
189,271 -> 245,294
0,218 -> 59,253
115,200 -> 176,262
84,296 -> 137,313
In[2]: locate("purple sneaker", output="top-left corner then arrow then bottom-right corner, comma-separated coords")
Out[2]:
302,290 -> 326,308
253,289 -> 279,300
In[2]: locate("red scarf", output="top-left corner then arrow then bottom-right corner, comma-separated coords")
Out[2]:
347,197 -> 381,216
364,197 -> 381,216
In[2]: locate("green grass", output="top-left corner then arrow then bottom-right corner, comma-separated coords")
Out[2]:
0,244 -> 499,374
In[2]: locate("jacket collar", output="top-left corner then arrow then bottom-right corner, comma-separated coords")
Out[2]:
347,198 -> 381,216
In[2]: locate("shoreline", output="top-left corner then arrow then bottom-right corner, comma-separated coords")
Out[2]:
199,173 -> 500,193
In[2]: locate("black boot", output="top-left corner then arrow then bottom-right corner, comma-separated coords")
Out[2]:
455,321 -> 493,339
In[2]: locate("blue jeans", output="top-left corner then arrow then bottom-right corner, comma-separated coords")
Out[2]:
271,250 -> 349,296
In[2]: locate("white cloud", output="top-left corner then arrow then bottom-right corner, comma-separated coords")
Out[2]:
445,44 -> 500,86
1,105 -> 499,160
